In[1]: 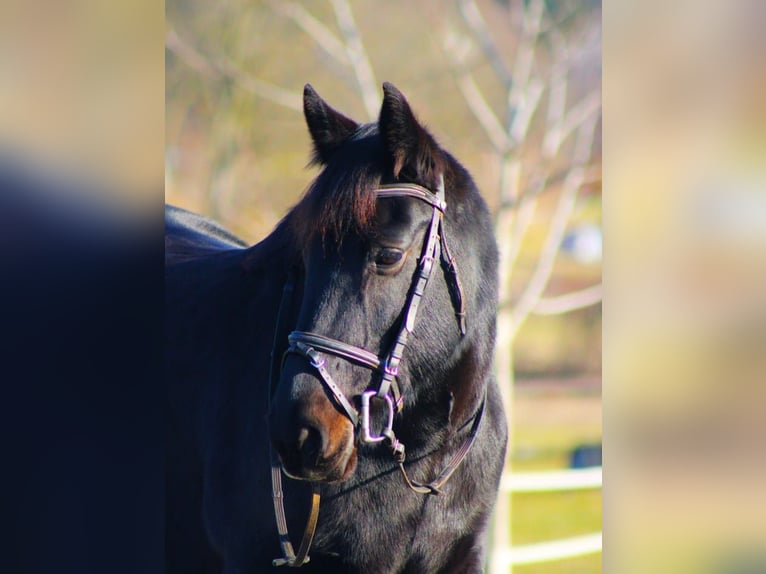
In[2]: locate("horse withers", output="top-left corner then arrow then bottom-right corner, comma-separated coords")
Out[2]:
166,82 -> 507,573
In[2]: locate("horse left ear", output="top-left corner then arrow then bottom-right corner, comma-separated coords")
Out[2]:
303,84 -> 360,165
379,82 -> 444,185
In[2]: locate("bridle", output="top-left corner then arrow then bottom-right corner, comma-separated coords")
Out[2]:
269,177 -> 486,567
286,178 -> 467,443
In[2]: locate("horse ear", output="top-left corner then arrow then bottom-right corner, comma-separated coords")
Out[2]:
303,84 -> 359,165
379,82 -> 443,183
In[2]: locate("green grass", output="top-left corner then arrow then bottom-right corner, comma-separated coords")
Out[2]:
512,490 -> 602,547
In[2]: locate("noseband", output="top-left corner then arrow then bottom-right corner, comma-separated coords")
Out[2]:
270,177 -> 486,567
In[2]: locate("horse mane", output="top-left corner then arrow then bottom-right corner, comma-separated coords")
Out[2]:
288,124 -> 387,252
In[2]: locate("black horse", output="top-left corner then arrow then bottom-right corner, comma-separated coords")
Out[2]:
166,83 -> 507,573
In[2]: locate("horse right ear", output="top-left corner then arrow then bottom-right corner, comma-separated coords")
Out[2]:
378,82 -> 444,186
303,84 -> 359,165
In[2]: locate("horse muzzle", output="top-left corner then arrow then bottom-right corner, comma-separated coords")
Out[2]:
269,389 -> 358,483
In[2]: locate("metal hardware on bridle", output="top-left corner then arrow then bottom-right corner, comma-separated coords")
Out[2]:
269,176 -> 484,567
360,390 -> 394,443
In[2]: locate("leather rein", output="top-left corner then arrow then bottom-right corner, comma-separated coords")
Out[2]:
268,178 -> 486,567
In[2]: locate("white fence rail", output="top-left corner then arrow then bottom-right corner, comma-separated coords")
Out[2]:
497,532 -> 602,566
501,466 -> 602,492
494,466 -> 602,569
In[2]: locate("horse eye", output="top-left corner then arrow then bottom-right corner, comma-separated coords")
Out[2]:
375,248 -> 404,269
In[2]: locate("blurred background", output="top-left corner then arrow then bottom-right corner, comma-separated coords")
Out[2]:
605,1 -> 766,572
166,1 -> 602,572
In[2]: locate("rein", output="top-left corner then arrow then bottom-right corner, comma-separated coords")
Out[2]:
268,178 -> 484,567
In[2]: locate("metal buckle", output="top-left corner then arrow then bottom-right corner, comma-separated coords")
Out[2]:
359,390 -> 394,444
309,355 -> 326,369
383,360 -> 398,377
306,348 -> 326,369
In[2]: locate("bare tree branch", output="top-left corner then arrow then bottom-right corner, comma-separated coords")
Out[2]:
166,28 -> 220,79
544,89 -> 601,157
494,82 -> 545,304
537,3 -> 581,37
499,42 -> 601,280
561,89 -> 602,140
440,20 -> 511,154
533,284 -> 602,315
543,29 -> 570,157
500,169 -> 558,281
509,78 -> 544,143
505,0 -> 545,144
457,0 -> 512,86
448,67 -> 511,153
166,28 -> 302,112
495,33 -> 571,277
329,0 -> 379,120
508,115 -> 599,335
494,0 -> 547,229
497,162 -> 601,210
273,2 -> 349,65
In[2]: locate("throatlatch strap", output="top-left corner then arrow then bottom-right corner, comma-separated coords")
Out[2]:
393,394 -> 486,496
438,219 -> 467,336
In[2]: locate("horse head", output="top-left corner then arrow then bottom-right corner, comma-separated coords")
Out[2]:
269,83 -> 496,484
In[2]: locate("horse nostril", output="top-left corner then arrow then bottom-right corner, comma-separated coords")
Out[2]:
296,425 -> 323,466
296,427 -> 309,448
